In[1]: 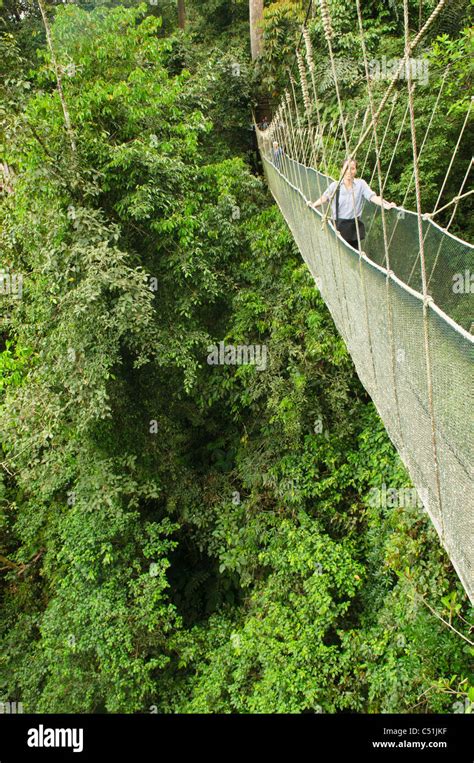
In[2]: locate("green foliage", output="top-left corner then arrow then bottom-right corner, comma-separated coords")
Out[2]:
254,1 -> 472,238
256,1 -> 304,98
0,1 -> 472,716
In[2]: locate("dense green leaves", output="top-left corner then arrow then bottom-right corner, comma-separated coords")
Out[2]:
0,1 -> 472,715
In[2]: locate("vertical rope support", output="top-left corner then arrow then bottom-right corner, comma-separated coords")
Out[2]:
346,0 -> 449,172
287,73 -> 324,273
347,109 -> 361,158
296,49 -> 322,258
366,96 -> 408,241
302,27 -> 345,316
326,119 -> 343,174
295,52 -> 315,202
303,26 -> 328,189
390,66 -> 452,258
296,45 -> 332,279
433,98 -> 472,213
288,69 -> 329,276
281,98 -> 306,251
280,94 -> 295,181
295,62 -> 329,276
318,0 -> 362,248
444,157 -> 473,231
284,90 -> 298,169
272,101 -> 294,207
275,103 -> 288,169
382,102 -> 409,194
266,104 -> 293,227
318,0 -> 368,346
368,94 -> 398,189
355,0 -> 404,447
284,90 -> 304,195
288,73 -> 310,196
319,5 -> 380,387
360,132 -> 374,177
403,0 -> 445,541
278,100 -> 293,180
318,0 -> 377,389
273,102 -> 288,174
425,155 -> 473,290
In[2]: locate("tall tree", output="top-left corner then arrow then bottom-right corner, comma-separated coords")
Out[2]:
249,0 -> 263,59
177,0 -> 186,29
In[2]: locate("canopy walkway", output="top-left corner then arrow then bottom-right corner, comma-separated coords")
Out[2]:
255,0 -> 473,603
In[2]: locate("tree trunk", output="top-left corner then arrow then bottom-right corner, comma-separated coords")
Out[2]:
249,0 -> 264,60
37,0 -> 76,155
177,0 -> 186,30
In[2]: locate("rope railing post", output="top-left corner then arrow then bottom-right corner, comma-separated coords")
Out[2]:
366,97 -> 409,241
318,0 -> 370,255
390,67 -> 452,268
319,0 -> 379,388
285,89 -> 303,188
403,0 -> 445,542
355,0 -> 405,450
426,156 -> 473,289
360,131 -> 375,178
368,94 -> 398,190
276,97 -> 311,255
433,98 -> 472,215
296,50 -> 328,271
317,0 -> 370,346
382,102 -> 410,195
302,27 -> 347,319
326,118 -> 343,176
295,52 -> 316,202
303,25 -> 331,195
328,0 -> 449,206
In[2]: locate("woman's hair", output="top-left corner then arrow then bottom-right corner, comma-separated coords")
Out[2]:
341,157 -> 357,172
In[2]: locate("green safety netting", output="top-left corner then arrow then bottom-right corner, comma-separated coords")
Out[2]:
258,142 -> 473,603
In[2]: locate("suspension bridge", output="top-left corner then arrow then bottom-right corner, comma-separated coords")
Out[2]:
255,0 -> 473,603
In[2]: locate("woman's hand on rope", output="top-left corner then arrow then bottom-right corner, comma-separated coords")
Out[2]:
307,196 -> 326,210
371,194 -> 397,210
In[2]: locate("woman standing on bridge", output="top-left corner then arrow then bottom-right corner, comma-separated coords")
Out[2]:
307,158 -> 397,250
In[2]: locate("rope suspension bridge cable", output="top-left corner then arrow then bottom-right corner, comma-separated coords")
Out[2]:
256,0 -> 473,604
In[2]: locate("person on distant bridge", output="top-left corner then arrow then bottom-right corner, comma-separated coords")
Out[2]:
272,141 -> 283,170
307,157 -> 396,250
